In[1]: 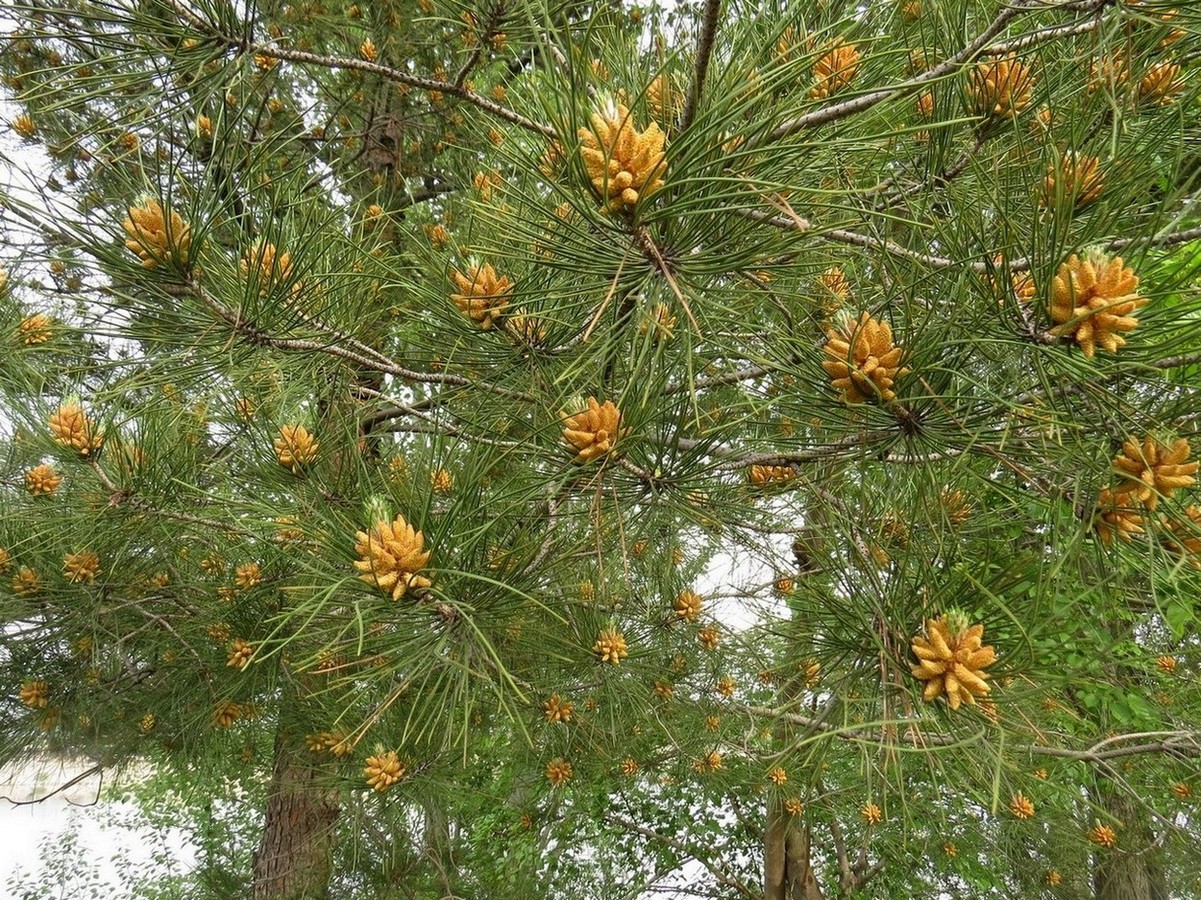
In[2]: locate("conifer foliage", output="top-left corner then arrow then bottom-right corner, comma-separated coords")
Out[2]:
2,0 -> 1201,897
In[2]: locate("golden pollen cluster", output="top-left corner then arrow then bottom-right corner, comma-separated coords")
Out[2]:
647,73 -> 682,123
25,464 -> 62,495
213,700 -> 242,728
546,757 -> 574,785
1010,792 -> 1035,819
364,751 -> 405,791
50,402 -> 103,456
674,590 -> 703,622
450,263 -> 513,330
698,625 -> 720,651
1042,152 -> 1104,209
822,312 -> 908,403
1094,487 -> 1144,545
860,802 -> 883,825
63,551 -> 101,584
818,266 -> 852,314
241,243 -> 296,296
123,200 -> 191,268
19,680 -> 49,708
507,308 -> 548,346
13,568 -> 40,596
274,424 -> 319,472
561,397 -> 628,463
967,56 -> 1034,119
749,464 -> 795,486
1139,60 -> 1183,106
784,797 -> 804,816
620,757 -> 639,776
13,114 -> 37,139
1088,822 -> 1117,848
693,750 -> 722,773
1111,436 -> 1197,510
543,693 -> 574,723
1087,54 -> 1129,95
1162,505 -> 1201,559
911,616 -> 996,709
1048,253 -> 1147,357
1046,870 -> 1062,887
810,39 -> 860,99
577,101 -> 667,213
767,766 -> 788,786
354,515 -> 433,601
640,303 -> 677,342
227,639 -> 255,669
1156,654 -> 1177,674
593,628 -> 629,664
235,562 -> 262,590
19,313 -> 53,345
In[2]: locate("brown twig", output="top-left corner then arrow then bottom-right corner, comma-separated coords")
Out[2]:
681,0 -> 723,132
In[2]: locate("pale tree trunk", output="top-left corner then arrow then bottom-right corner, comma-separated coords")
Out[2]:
764,805 -> 825,900
252,726 -> 342,900
1092,790 -> 1167,900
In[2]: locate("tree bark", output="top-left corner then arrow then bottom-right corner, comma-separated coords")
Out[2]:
1092,789 -> 1167,900
764,806 -> 825,900
252,726 -> 342,900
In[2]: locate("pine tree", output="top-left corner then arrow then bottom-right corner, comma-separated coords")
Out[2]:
2,0 -> 1201,897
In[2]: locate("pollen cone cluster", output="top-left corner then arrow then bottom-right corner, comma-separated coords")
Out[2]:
123,200 -> 191,269
50,403 -> 103,456
450,263 -> 513,329
967,56 -> 1034,119
647,73 -> 683,124
749,464 -> 795,486
822,312 -> 908,403
1111,436 -> 1197,511
593,628 -> 629,664
1042,152 -> 1104,209
354,514 -> 433,601
25,464 -> 62,495
1094,487 -> 1144,545
241,243 -> 296,296
809,39 -> 860,99
578,101 -> 667,213
911,616 -> 996,710
1048,253 -> 1147,357
561,397 -> 628,463
364,751 -> 405,791
274,424 -> 319,472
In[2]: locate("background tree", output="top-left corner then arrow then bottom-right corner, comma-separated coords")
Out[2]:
2,0 -> 1201,898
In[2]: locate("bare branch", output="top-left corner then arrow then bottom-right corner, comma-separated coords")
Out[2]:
681,0 -> 723,132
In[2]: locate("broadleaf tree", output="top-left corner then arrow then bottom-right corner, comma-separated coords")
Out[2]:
2,0 -> 1201,897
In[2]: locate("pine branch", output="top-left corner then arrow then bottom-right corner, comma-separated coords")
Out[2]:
751,0 -> 1107,146
680,0 -> 723,133
165,0 -> 557,139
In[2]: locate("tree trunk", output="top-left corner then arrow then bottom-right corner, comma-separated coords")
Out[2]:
1092,790 -> 1167,900
252,726 -> 342,900
765,805 -> 824,900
